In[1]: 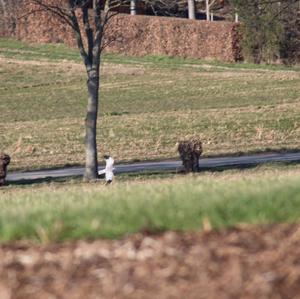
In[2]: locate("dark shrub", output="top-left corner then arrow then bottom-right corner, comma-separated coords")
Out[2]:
0,153 -> 11,186
177,138 -> 202,173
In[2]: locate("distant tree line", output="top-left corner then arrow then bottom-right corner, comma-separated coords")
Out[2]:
132,0 -> 300,64
230,0 -> 300,64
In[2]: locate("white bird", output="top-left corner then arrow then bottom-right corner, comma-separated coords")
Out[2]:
98,155 -> 115,184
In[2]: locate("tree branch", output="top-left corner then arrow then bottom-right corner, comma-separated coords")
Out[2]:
82,4 -> 94,62
29,0 -> 74,28
17,8 -> 48,20
91,0 -> 103,70
66,0 -> 90,67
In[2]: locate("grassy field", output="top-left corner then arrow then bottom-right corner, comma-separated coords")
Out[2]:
1,165 -> 300,242
1,38 -> 300,170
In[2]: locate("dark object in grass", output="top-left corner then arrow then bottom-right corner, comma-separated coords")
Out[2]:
177,137 -> 202,172
0,153 -> 10,186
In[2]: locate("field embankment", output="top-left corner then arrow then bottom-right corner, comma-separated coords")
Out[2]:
1,39 -> 300,171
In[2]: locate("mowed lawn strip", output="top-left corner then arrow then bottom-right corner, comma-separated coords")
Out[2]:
1,166 -> 300,242
1,38 -> 300,170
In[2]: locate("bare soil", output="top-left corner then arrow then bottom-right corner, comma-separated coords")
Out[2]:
1,224 -> 300,299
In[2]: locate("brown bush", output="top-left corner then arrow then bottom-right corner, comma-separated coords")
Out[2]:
177,137 -> 202,173
0,153 -> 10,186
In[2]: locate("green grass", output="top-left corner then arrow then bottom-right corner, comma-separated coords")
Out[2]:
1,38 -> 299,70
1,38 -> 300,170
1,166 -> 300,242
0,38 -> 82,62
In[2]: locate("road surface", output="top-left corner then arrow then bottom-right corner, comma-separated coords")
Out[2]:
6,152 -> 300,183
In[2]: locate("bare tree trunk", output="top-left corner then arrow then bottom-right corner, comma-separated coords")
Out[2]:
188,0 -> 195,19
206,0 -> 210,20
25,0 -> 106,182
130,0 -> 136,15
84,71 -> 100,181
235,12 -> 239,23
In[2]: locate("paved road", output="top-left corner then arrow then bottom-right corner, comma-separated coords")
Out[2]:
6,152 -> 300,183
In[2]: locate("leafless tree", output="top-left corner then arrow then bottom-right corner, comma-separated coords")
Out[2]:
206,0 -> 218,20
142,0 -> 181,16
145,0 -> 220,20
143,0 -> 198,17
188,0 -> 196,19
25,0 -> 131,182
195,0 -> 218,20
130,0 -> 136,14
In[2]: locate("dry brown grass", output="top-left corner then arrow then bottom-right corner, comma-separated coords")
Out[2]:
2,102 -> 300,170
